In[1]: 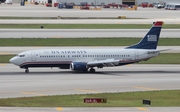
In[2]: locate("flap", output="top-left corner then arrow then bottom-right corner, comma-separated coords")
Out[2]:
87,59 -> 120,67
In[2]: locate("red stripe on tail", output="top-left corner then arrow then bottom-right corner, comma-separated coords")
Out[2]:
154,21 -> 163,26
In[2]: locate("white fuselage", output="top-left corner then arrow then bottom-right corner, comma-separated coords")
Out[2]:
10,48 -> 159,69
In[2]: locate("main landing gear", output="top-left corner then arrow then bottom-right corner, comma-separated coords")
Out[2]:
25,68 -> 29,73
89,68 -> 95,73
83,68 -> 95,73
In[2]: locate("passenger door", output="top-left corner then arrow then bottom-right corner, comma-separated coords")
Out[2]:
31,52 -> 36,61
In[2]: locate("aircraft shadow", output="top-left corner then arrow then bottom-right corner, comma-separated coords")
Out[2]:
0,70 -> 180,76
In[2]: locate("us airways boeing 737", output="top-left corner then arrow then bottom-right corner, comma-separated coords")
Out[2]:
10,21 -> 164,73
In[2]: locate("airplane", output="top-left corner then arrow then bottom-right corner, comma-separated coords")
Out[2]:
10,21 -> 164,73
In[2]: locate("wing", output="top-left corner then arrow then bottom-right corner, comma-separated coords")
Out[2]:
87,59 -> 120,67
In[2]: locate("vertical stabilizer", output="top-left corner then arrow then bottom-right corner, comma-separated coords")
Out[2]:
126,21 -> 163,49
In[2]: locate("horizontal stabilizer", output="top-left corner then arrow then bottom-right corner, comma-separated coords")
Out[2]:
148,49 -> 171,54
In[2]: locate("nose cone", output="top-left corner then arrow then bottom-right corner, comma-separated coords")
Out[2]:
9,57 -> 15,64
9,57 -> 19,66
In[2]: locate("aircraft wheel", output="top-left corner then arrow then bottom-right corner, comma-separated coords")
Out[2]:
25,69 -> 29,73
90,68 -> 95,73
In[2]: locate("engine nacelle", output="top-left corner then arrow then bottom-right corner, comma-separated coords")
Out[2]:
70,62 -> 87,71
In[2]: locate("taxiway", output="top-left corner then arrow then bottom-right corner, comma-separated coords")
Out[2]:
0,64 -> 180,98
1,29 -> 180,38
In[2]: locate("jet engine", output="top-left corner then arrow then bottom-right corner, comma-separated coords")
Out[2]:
70,62 -> 87,71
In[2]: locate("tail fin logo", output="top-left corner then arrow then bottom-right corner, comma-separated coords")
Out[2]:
147,35 -> 157,41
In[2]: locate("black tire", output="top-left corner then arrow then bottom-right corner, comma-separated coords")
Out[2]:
90,69 -> 95,73
25,69 -> 29,73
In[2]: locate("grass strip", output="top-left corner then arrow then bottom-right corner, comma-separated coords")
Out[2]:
0,38 -> 180,46
0,55 -> 15,63
1,53 -> 180,64
0,24 -> 180,29
0,90 -> 179,107
139,53 -> 180,64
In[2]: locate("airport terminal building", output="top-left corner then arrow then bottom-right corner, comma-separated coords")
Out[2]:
2,0 -> 180,5
27,0 -> 180,5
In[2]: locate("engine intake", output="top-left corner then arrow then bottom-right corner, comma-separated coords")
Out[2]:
70,62 -> 87,71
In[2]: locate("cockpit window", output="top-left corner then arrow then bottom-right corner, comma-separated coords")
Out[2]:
17,55 -> 25,57
20,55 -> 25,57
